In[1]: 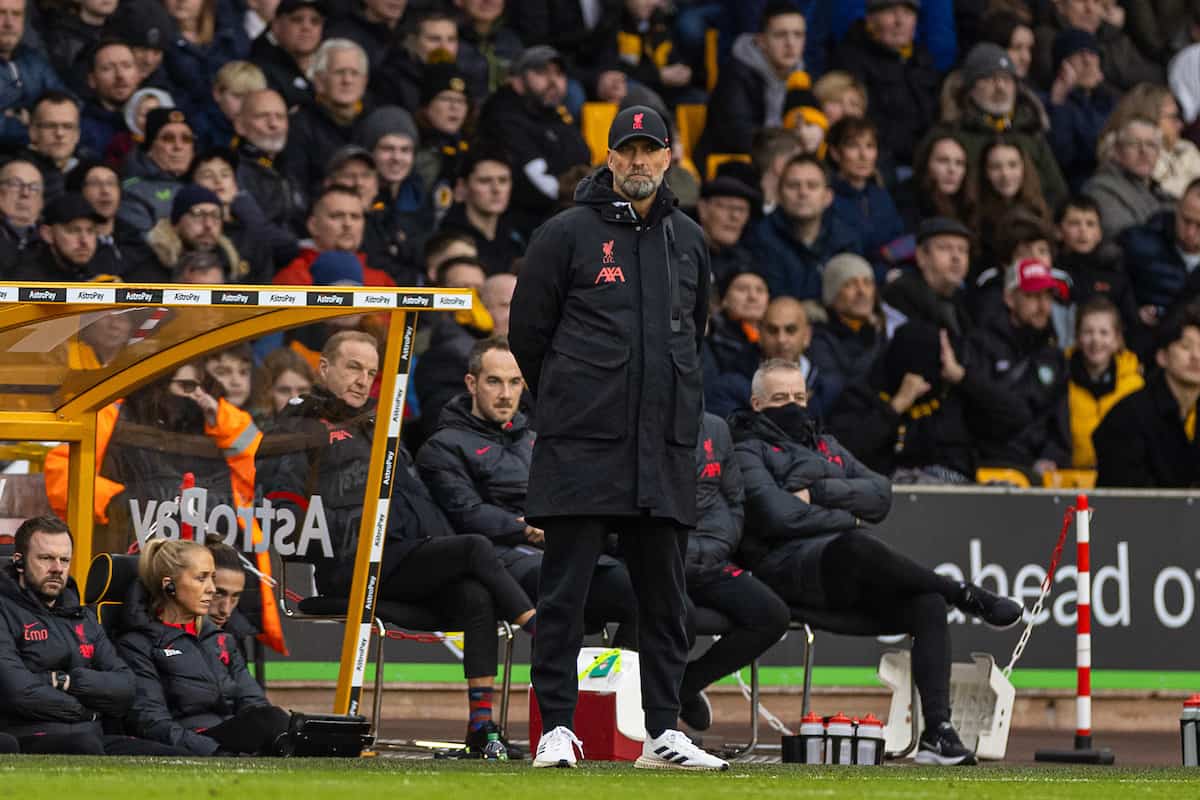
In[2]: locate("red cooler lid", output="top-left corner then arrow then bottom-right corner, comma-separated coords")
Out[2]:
1185,694 -> 1200,708
828,713 -> 853,725
802,712 -> 824,724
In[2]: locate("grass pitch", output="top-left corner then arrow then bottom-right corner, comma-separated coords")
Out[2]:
1,757 -> 1196,799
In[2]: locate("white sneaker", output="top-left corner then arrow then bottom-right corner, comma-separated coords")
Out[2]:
532,726 -> 583,768
634,729 -> 729,771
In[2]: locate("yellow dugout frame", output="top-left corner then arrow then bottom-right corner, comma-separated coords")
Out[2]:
0,281 -> 469,716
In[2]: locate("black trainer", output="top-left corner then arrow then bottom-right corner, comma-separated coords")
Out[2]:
679,691 -> 713,732
956,583 -> 1024,629
464,721 -> 526,760
914,721 -> 977,766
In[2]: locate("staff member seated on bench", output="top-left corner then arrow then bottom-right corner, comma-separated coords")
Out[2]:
0,516 -> 178,755
729,359 -> 1025,766
117,538 -> 291,756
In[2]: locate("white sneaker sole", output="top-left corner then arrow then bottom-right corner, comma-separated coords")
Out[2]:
914,749 -> 977,766
532,757 -> 576,768
633,755 -> 729,771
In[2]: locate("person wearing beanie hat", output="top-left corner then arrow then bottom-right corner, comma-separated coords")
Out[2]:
107,0 -> 175,84
135,182 -> 244,283
821,252 -> 874,307
828,0 -> 939,166
964,252 -> 1071,475
415,63 -> 472,224
693,3 -> 807,176
309,249 -> 364,285
923,42 -> 1067,211
698,175 -> 759,289
357,105 -> 425,239
703,269 -> 769,418
118,108 -> 196,234
1043,27 -> 1115,193
780,73 -> 829,157
809,249 -> 885,416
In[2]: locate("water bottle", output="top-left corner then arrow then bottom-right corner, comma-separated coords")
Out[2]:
1182,694 -> 1200,766
482,731 -> 509,761
824,713 -> 855,765
855,714 -> 885,766
799,711 -> 825,764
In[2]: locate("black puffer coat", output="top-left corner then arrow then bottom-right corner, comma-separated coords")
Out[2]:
730,409 -> 891,607
509,168 -> 710,527
686,412 -> 745,584
116,583 -> 267,755
0,566 -> 134,739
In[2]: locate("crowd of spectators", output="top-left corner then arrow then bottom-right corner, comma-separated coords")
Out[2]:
1,0 -> 1197,485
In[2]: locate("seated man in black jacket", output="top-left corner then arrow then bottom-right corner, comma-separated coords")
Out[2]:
257,330 -> 536,756
730,359 -> 1024,766
828,321 -> 1029,483
1094,307 -> 1200,488
417,337 -> 637,644
0,516 -> 180,755
677,411 -> 789,732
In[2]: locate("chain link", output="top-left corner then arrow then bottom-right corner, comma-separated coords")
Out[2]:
1004,505 -> 1077,677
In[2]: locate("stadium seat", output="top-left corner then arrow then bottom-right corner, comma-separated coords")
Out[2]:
676,104 -> 706,166
706,153 -> 752,181
582,102 -> 619,166
1041,469 -> 1097,489
975,467 -> 1032,488
278,559 -> 517,746
705,28 -> 719,93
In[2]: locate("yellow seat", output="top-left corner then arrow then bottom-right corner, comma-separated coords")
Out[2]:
1041,469 -> 1097,489
581,101 -> 619,166
676,103 -> 706,166
975,467 -> 1032,488
705,28 -> 719,92
705,152 -> 752,181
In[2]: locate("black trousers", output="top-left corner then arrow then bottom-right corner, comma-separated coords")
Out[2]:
203,704 -> 292,756
769,531 -> 958,729
381,535 -> 534,679
511,551 -> 639,647
17,732 -> 187,756
681,567 -> 790,701
532,516 -> 689,737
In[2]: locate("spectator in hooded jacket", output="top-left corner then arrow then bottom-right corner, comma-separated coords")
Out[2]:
1067,296 -> 1144,470
825,116 -> 904,272
750,154 -> 863,301
476,45 -> 590,239
417,338 -> 637,643
1042,27 -> 1116,193
828,0 -> 940,167
675,411 -> 789,733
1083,115 -> 1174,239
932,43 -> 1067,212
249,0 -> 324,110
1094,305 -> 1200,487
729,358 -> 1023,766
0,0 -> 66,151
0,516 -> 181,755
693,2 -> 808,172
967,258 -> 1072,477
1120,179 -> 1200,326
118,538 -> 291,756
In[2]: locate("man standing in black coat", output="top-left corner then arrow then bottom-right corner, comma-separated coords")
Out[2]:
0,516 -> 180,755
730,359 -> 1022,766
1095,308 -> 1200,487
510,105 -> 725,771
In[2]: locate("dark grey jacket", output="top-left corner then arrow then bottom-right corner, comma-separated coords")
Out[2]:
730,409 -> 891,606
509,168 -> 710,527
687,412 -> 745,584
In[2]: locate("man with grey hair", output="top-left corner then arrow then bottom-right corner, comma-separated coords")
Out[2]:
1083,116 -> 1174,239
730,357 -> 1022,766
282,38 -> 371,198
234,89 -> 304,229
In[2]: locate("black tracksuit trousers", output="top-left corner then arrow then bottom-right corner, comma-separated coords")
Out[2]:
532,516 -> 689,738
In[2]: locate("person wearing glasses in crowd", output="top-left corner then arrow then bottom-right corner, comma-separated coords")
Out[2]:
22,91 -> 84,203
0,157 -> 45,275
119,108 -> 198,233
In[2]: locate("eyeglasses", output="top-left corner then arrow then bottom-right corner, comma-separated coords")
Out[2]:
184,208 -> 223,222
33,122 -> 78,133
171,378 -> 201,393
0,179 -> 43,195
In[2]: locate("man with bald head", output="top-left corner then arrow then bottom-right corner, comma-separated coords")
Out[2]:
234,88 -> 304,228
758,297 -> 833,418
481,273 -> 517,337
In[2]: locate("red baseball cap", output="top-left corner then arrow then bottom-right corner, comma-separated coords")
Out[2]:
1006,258 -> 1068,300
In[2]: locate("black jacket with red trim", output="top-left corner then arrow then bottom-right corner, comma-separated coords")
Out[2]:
687,412 -> 745,584
0,565 -> 134,739
116,582 -> 268,755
